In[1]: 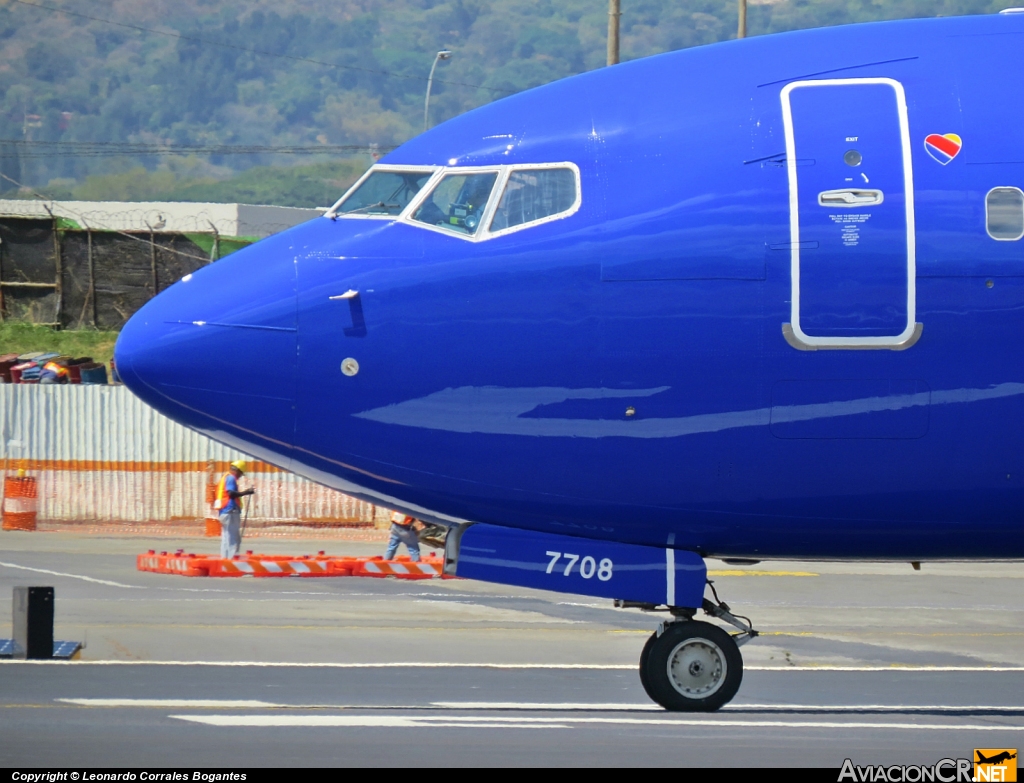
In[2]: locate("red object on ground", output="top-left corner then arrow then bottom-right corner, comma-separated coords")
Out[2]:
135,551 -> 448,578
2,476 -> 38,531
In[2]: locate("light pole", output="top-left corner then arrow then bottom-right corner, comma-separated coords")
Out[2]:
738,0 -> 747,39
424,50 -> 452,132
607,0 -> 620,66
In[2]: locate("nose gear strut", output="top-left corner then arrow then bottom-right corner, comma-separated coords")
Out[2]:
700,579 -> 759,647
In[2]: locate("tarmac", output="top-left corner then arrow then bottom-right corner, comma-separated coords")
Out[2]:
1,530 -> 1023,767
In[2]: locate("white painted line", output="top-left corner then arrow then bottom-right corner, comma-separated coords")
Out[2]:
6,659 -> 1024,671
170,714 -> 1024,731
727,704 -> 1024,712
0,661 -> 635,669
57,698 -> 280,708
49,699 -> 1024,714
435,702 -> 1024,713
434,702 -> 659,711
0,561 -> 143,589
746,666 -> 1024,672
172,715 -> 561,729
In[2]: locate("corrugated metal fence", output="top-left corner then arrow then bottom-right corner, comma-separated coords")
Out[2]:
0,384 -> 383,527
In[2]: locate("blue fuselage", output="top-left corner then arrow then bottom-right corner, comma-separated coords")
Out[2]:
116,13 -> 1024,560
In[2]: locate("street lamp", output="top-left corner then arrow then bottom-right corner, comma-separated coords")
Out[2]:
424,49 -> 452,132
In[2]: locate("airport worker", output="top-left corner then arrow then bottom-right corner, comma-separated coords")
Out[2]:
215,460 -> 254,558
384,512 -> 422,562
39,359 -> 70,384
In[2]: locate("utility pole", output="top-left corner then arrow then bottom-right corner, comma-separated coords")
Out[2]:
607,0 -> 620,66
737,0 -> 747,39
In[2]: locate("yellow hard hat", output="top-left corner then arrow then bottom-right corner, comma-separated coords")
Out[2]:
230,460 -> 248,473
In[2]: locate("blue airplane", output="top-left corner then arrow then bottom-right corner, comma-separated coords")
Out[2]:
116,10 -> 1024,711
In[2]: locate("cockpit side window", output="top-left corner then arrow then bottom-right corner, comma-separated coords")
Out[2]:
334,169 -> 435,216
489,167 -> 578,232
411,171 -> 498,235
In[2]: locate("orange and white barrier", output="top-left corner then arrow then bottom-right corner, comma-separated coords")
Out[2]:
2,475 -> 39,531
137,551 -> 211,577
136,551 -> 450,579
353,557 -> 445,579
205,556 -> 335,577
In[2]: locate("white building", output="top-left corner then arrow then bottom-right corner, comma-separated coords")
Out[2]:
0,199 -> 323,239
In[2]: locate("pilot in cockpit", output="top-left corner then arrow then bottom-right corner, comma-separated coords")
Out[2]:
412,171 -> 499,235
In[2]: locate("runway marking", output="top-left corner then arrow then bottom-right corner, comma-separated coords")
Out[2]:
0,660 -> 635,669
7,622 -> 621,633
4,661 -> 1024,671
706,570 -> 819,577
435,702 -> 1024,713
21,700 -> 1024,716
0,561 -> 143,589
434,702 -> 659,711
170,714 -> 1024,731
172,715 -> 561,729
40,699 -> 1024,713
746,666 -> 1024,672
57,699 -> 280,708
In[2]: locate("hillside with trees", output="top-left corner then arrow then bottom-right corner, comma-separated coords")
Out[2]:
0,0 -> 1010,206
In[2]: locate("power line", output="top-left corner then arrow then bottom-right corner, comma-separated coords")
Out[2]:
0,139 -> 397,158
11,0 -> 511,95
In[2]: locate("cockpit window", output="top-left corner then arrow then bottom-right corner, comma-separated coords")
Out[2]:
411,171 -> 498,235
489,168 -> 578,232
335,170 -> 434,216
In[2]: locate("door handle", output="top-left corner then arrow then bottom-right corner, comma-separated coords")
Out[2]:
329,290 -> 359,300
818,189 -> 884,206
329,290 -> 366,337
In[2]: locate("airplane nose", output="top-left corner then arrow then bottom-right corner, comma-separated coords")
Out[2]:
115,230 -> 298,465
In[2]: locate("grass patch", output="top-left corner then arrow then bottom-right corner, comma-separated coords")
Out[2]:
0,322 -> 119,367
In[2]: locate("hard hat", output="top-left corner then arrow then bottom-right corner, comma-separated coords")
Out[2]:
230,460 -> 248,473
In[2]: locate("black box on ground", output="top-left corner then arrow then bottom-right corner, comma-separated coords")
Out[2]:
12,586 -> 54,659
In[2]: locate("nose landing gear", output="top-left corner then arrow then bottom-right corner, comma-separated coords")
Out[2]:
627,581 -> 758,712
640,619 -> 744,711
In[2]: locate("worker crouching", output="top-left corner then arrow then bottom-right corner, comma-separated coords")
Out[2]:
39,360 -> 70,384
384,512 -> 422,562
215,460 -> 255,558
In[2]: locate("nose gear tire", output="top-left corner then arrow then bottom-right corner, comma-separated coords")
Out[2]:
643,620 -> 743,712
638,629 -> 658,702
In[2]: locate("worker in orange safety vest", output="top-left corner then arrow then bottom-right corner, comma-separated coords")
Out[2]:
383,512 -> 422,562
215,460 -> 254,558
39,360 -> 70,384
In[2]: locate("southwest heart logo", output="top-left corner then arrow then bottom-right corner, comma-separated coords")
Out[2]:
924,133 -> 962,164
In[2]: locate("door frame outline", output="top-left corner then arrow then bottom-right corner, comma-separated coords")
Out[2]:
780,77 -> 919,349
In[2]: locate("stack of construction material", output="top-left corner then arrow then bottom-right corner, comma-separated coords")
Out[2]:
7,352 -> 56,383
0,352 -> 110,384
